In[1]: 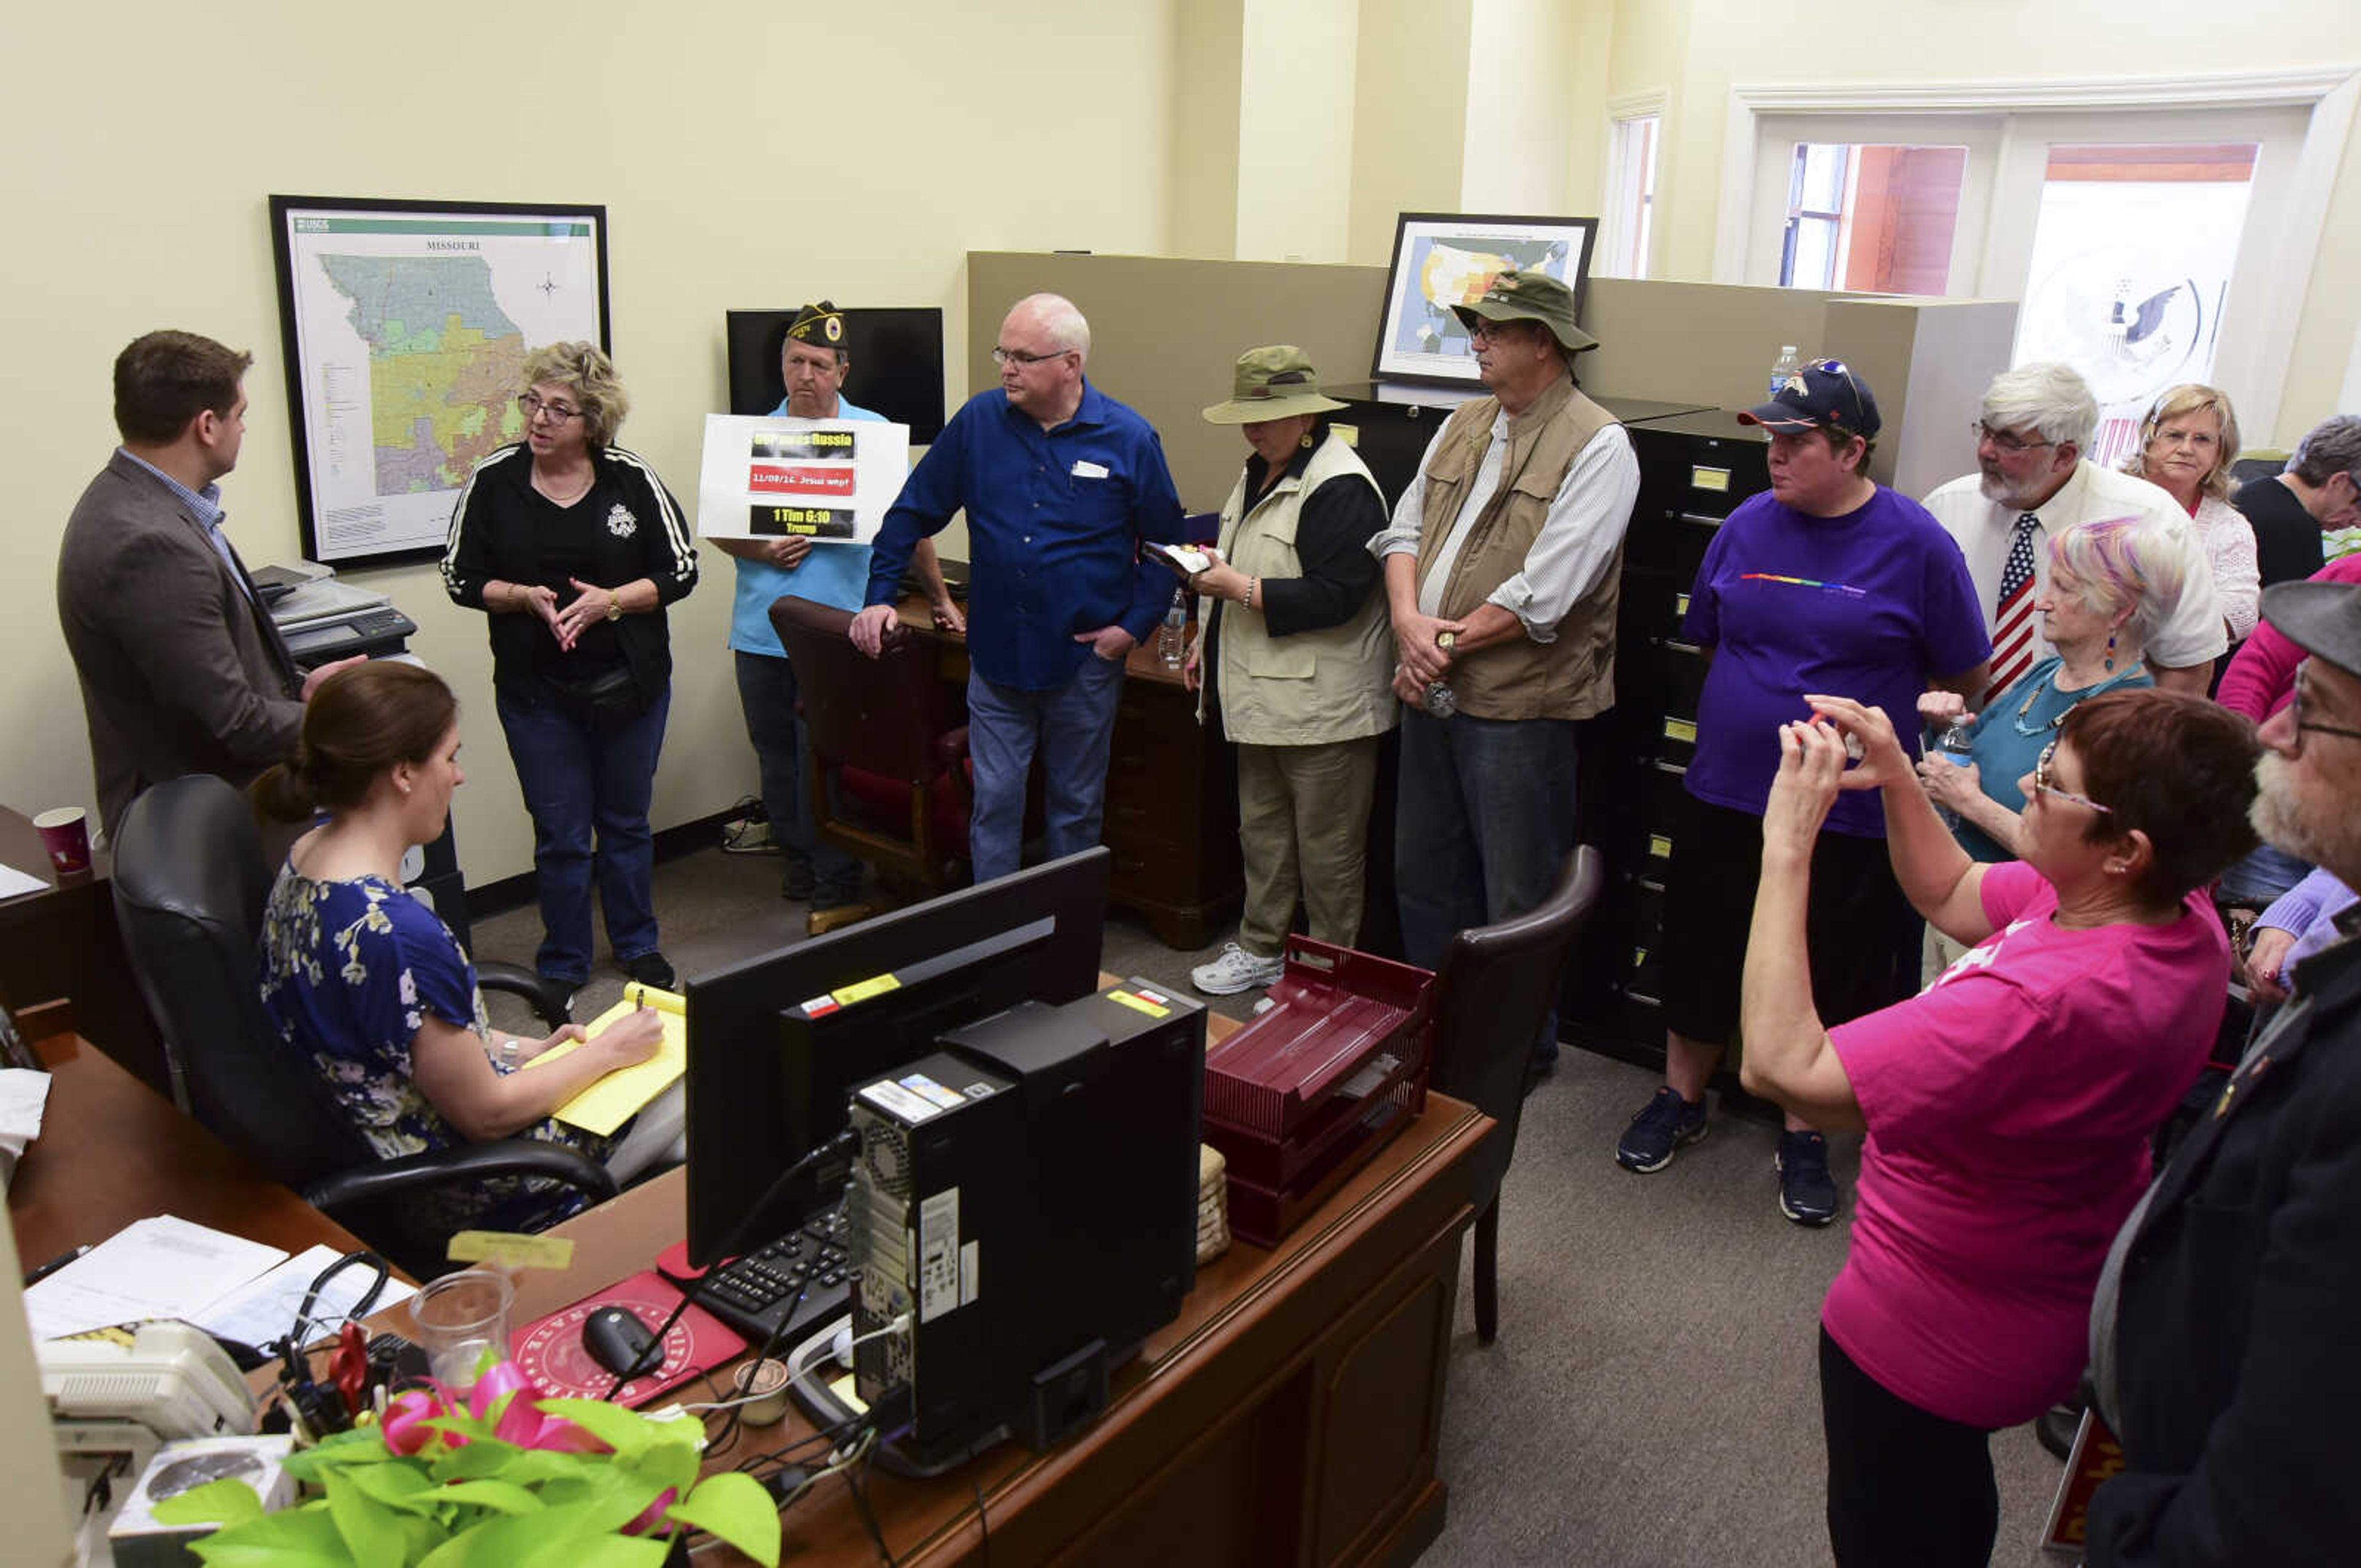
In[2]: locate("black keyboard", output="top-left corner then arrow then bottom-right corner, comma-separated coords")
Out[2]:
691,1206 -> 856,1352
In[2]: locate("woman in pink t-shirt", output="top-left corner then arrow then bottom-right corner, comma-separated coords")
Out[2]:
1739,688 -> 2261,1567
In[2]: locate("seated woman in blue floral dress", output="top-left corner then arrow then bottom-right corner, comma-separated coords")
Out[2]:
253,661 -> 682,1234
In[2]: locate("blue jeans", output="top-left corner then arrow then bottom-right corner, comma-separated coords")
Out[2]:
2218,839 -> 2311,908
734,650 -> 862,904
964,655 -> 1128,883
496,680 -> 670,984
1394,709 -> 1579,1060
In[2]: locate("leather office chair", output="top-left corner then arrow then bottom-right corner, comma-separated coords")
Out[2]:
109,776 -> 614,1278
1426,846 -> 1605,1345
768,596 -> 972,907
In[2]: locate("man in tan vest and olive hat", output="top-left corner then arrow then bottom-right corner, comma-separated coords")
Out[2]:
1369,270 -> 1637,1076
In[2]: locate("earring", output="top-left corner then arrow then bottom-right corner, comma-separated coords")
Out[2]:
1299,432 -> 1315,449
2105,631 -> 2116,672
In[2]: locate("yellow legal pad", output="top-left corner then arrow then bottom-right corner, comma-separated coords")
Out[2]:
517,980 -> 686,1137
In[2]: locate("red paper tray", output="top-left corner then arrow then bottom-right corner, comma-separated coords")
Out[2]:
1203,937 -> 1434,1245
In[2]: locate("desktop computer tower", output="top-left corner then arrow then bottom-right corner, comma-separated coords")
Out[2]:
846,979 -> 1205,1471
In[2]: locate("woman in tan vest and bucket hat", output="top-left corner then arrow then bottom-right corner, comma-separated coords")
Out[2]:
1183,345 -> 1396,995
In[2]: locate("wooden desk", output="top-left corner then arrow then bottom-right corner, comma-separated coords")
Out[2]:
7,1033 -> 372,1271
891,597 -> 1244,948
515,1089 -> 1489,1567
0,808 -> 167,1094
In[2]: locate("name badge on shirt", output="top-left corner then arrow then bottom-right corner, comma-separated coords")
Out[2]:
1070,459 -> 1110,479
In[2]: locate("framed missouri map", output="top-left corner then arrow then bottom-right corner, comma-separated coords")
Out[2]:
269,195 -> 611,567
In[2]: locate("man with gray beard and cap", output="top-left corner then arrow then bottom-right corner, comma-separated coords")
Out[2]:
2083,577 -> 2361,1561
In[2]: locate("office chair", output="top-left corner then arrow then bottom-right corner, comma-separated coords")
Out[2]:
768,596 -> 972,906
1426,847 -> 1605,1345
109,776 -> 614,1277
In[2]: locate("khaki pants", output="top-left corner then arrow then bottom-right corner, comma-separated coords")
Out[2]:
1236,736 -> 1380,956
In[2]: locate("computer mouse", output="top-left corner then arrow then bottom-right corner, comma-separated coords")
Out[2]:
581,1306 -> 662,1379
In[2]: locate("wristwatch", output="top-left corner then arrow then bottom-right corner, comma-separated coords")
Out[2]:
606,591 -> 623,621
497,1035 -> 520,1067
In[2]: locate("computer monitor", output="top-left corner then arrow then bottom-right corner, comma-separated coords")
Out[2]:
724,307 -> 948,443
681,848 -> 1110,1264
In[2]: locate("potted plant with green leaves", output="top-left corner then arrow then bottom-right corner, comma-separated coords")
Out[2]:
154,1357 -> 781,1567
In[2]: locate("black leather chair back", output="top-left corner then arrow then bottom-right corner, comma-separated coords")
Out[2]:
1428,846 -> 1605,1202
769,596 -> 957,786
110,776 -> 379,1193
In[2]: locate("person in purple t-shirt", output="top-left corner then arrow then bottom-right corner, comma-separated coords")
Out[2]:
1613,360 -> 1991,1227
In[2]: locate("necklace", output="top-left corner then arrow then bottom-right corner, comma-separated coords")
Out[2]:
2010,659 -> 2146,735
533,463 -> 594,507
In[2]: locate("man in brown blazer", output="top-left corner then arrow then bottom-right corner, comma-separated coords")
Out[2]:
57,331 -> 354,839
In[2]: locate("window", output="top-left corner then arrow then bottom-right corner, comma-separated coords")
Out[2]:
1601,111 -> 1660,279
1776,141 -> 1969,293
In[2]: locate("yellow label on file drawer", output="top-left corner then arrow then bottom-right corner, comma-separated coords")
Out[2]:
1663,717 -> 1698,744
1691,466 -> 1731,492
1675,593 -> 1690,617
1648,833 -> 1674,859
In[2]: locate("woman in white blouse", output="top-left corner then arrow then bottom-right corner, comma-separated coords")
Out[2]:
2121,382 -> 2259,644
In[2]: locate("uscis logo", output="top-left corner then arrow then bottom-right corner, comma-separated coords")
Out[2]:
607,503 -> 638,538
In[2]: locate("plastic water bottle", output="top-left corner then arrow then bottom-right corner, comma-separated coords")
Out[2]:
1931,715 -> 1975,830
1768,344 -> 1802,401
1158,587 -> 1188,669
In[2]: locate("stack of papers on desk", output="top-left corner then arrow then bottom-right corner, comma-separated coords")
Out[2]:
0,859 -> 49,900
22,1216 -> 413,1347
0,1067 -> 50,1189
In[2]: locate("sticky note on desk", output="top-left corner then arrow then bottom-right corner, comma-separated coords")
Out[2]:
521,983 -> 686,1137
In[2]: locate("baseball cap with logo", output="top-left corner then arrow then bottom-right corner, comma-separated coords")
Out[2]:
1739,358 -> 1881,439
1448,270 -> 1599,355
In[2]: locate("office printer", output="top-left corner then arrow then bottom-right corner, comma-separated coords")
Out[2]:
266,568 -> 416,664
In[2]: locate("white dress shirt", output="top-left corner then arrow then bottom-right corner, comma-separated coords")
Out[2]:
1921,462 -> 2226,671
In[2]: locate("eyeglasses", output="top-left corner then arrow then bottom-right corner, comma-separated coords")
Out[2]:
1466,320 -> 1533,345
1976,421 -> 2057,456
2148,426 -> 2219,450
2290,660 -> 2361,755
2031,739 -> 2113,815
992,346 -> 1072,367
518,393 -> 583,424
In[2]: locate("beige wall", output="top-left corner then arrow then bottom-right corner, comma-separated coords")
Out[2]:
4,1 -> 1177,884
1606,0 -> 2361,443
1346,0 -> 1477,265
1236,0 -> 1361,262
1169,0 -> 1246,260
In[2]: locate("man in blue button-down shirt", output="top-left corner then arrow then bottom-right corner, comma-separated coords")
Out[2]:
852,293 -> 1185,881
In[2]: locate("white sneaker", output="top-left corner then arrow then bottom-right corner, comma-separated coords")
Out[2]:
1192,943 -> 1285,996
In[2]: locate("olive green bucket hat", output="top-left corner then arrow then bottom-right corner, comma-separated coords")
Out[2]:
1449,270 -> 1599,355
1202,345 -> 1348,424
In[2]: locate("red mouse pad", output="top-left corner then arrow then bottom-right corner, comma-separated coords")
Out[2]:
513,1271 -> 746,1407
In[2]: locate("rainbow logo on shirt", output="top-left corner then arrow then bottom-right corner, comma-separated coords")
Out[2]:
1739,572 -> 1867,599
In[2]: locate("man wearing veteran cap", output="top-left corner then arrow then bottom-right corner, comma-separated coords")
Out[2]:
850,293 -> 1186,883
1369,268 -> 1637,1073
1614,360 -> 1990,1226
713,301 -> 959,916
1182,345 -> 1393,997
2084,578 -> 2361,1561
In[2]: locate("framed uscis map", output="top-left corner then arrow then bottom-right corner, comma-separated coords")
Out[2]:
269,195 -> 611,567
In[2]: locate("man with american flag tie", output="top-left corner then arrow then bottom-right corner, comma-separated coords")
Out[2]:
1925,363 -> 2223,699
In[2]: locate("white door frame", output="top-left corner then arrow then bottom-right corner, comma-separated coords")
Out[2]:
1712,69 -> 2360,439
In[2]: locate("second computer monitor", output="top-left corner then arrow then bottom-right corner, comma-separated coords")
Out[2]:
681,848 -> 1110,1264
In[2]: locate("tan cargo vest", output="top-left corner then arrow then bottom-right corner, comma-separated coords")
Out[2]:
1413,375 -> 1623,722
1199,432 -> 1397,746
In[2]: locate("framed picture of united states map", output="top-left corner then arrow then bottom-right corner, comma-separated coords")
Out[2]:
269,195 -> 612,568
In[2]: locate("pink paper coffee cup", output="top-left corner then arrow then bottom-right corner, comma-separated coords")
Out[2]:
33,808 -> 90,876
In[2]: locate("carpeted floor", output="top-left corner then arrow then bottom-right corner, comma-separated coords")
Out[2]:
470,845 -> 2068,1565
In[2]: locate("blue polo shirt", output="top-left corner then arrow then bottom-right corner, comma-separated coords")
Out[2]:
727,396 -> 886,657
864,382 -> 1185,690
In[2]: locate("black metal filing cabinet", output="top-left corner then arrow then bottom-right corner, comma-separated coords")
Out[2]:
1562,410 -> 1770,1071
